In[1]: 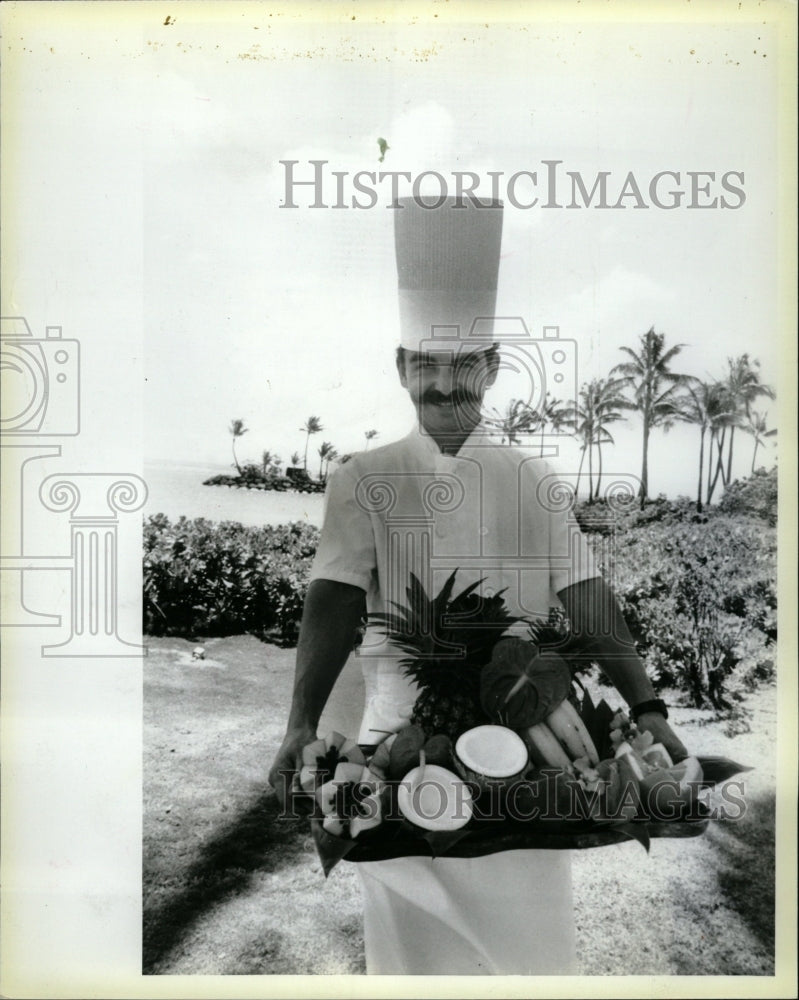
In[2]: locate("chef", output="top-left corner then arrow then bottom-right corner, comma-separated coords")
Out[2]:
269,196 -> 687,974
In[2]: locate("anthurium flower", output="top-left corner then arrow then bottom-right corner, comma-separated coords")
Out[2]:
317,763 -> 386,839
298,731 -> 365,794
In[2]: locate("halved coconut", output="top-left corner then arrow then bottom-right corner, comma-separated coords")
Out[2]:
397,764 -> 473,832
454,725 -> 529,791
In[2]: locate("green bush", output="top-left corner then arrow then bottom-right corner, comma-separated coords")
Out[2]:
574,494 -> 709,536
143,515 -> 319,645
718,467 -> 778,526
591,516 -> 776,711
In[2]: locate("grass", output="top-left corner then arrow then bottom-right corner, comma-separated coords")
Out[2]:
143,635 -> 775,976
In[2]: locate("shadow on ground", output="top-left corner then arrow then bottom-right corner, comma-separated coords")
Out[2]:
707,787 -> 775,956
143,788 -> 308,973
671,786 -> 775,975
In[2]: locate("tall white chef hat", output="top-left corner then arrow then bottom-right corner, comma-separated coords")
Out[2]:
394,196 -> 504,354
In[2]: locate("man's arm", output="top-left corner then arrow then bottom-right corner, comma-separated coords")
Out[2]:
268,578 -> 366,807
557,576 -> 688,760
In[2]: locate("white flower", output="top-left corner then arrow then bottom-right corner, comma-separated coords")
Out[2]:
317,763 -> 386,839
298,731 -> 365,794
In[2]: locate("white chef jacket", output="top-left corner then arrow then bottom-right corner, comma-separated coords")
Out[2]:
310,423 -> 599,743
308,423 -> 599,975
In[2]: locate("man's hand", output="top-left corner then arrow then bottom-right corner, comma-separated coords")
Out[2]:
267,578 -> 367,810
636,711 -> 689,763
268,724 -> 317,810
557,580 -> 692,762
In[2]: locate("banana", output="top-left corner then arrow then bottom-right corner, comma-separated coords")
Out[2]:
545,700 -> 600,766
523,723 -> 574,770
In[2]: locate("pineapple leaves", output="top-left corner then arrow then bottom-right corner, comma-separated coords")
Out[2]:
366,570 -> 525,702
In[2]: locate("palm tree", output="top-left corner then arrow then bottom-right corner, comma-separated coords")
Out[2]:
229,419 -> 248,475
300,416 -> 323,472
364,429 -> 379,450
567,389 -> 595,501
720,355 -> 775,483
592,379 -> 628,499
612,327 -> 686,506
743,409 -> 777,474
675,379 -> 730,511
702,382 -> 738,505
536,395 -> 573,457
488,398 -> 538,445
566,378 -> 628,501
290,451 -> 301,467
318,441 -> 337,480
261,450 -> 280,476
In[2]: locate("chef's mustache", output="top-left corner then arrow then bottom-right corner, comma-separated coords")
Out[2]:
422,389 -> 481,407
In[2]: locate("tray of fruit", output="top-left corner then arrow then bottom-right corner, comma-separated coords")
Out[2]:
293,573 -> 750,875
297,711 -> 749,875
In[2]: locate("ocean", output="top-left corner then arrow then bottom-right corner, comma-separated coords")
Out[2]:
142,461 -> 325,528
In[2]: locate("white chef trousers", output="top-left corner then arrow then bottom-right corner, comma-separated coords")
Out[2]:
358,848 -> 576,975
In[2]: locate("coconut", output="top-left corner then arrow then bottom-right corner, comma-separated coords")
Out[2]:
396,762 -> 474,832
454,724 -> 529,791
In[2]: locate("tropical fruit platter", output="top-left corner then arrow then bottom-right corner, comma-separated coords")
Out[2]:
293,572 -> 750,875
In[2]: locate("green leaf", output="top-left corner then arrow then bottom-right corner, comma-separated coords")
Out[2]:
310,818 -> 359,877
697,756 -> 753,786
613,822 -> 651,852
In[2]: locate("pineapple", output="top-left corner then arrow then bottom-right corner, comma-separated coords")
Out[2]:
369,570 -> 524,742
527,605 -> 572,650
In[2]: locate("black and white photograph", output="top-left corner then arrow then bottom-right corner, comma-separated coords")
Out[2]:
1,2 -> 796,996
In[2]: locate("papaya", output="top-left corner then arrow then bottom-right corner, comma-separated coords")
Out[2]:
640,756 -> 704,818
641,743 -> 673,770
512,766 -> 586,823
596,758 -> 640,824
614,740 -> 648,780
387,725 -> 426,780
480,638 -> 572,728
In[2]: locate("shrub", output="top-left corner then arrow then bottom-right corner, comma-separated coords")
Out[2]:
718,467 -> 778,526
591,516 -> 777,712
574,494 -> 709,536
143,516 -> 319,645
201,470 -> 324,492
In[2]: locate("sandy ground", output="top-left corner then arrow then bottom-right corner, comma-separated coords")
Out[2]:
143,634 -> 776,977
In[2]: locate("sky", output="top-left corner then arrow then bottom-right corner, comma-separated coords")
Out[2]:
136,13 -> 782,497
3,5 -> 787,499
